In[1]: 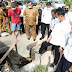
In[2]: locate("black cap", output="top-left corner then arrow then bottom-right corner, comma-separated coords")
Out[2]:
46,2 -> 51,6
27,1 -> 32,4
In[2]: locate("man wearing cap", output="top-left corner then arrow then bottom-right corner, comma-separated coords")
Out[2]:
23,1 -> 39,41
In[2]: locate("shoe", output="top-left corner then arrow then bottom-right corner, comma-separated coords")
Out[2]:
9,32 -> 12,35
35,51 -> 39,54
22,31 -> 25,33
4,31 -> 6,32
50,63 -> 55,68
40,37 -> 44,40
33,39 -> 36,41
35,51 -> 42,56
28,38 -> 30,40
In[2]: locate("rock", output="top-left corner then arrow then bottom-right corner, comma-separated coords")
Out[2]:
41,51 -> 54,65
1,32 -> 10,37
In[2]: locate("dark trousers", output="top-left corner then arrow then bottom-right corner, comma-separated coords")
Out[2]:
39,41 -> 60,65
36,21 -> 41,34
55,55 -> 72,72
41,23 -> 50,38
20,17 -> 25,33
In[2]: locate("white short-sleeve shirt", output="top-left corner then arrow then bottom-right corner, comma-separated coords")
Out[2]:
65,12 -> 72,22
64,34 -> 72,62
41,7 -> 53,24
20,5 -> 26,17
50,20 -> 71,46
50,18 -> 60,30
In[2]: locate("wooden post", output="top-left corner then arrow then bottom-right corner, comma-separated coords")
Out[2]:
0,39 -> 18,64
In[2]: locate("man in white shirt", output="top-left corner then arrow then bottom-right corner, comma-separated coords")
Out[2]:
19,1 -> 27,34
55,31 -> 72,72
23,1 -> 27,10
39,8 -> 71,67
49,9 -> 56,34
49,9 -> 60,53
40,2 -> 53,40
63,5 -> 72,22
18,2 -> 25,34
55,18 -> 72,72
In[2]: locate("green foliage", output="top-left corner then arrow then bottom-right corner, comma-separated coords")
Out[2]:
64,0 -> 72,11
33,65 -> 46,72
64,0 -> 72,5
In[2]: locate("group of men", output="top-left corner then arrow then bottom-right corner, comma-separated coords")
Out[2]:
39,2 -> 72,72
0,1 -> 42,40
0,0 -> 72,72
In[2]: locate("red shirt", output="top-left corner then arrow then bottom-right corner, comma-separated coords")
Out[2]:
8,7 -> 21,24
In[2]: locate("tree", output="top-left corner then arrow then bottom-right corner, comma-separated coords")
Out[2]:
64,0 -> 72,5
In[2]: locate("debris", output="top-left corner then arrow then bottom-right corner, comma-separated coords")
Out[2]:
1,61 -> 14,72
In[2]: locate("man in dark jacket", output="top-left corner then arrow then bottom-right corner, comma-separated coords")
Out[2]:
36,8 -> 42,35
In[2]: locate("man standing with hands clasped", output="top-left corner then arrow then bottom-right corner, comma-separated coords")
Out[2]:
23,1 -> 39,41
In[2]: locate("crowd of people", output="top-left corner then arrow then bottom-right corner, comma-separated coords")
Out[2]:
0,0 -> 72,72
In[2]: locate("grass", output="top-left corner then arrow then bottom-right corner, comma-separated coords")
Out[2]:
32,65 -> 46,72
